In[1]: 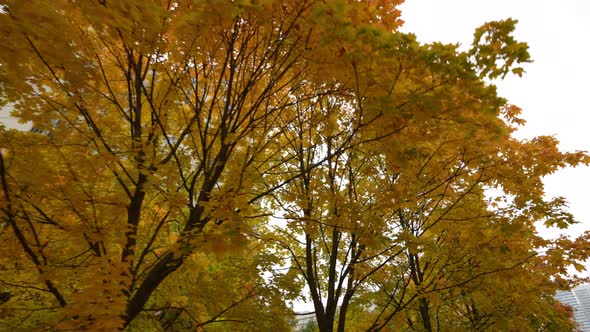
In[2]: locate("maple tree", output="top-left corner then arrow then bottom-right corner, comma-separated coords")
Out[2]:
0,0 -> 588,331
262,10 -> 590,332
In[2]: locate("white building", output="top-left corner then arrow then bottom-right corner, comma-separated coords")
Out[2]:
555,284 -> 590,331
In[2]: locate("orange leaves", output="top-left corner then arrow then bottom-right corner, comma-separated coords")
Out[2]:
488,135 -> 588,215
57,257 -> 129,331
75,0 -> 168,51
354,0 -> 405,31
502,104 -> 526,126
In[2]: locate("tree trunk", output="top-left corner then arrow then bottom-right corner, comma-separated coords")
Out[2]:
419,298 -> 433,332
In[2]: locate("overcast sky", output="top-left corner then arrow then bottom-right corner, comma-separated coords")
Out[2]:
399,0 -> 590,241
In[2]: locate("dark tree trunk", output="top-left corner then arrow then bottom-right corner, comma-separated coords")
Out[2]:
419,298 -> 433,332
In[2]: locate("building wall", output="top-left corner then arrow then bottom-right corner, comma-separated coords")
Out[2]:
556,284 -> 590,331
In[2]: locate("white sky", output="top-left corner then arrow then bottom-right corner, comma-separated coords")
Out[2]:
399,0 -> 590,240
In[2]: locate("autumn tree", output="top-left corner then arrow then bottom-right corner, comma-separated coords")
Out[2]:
0,0 -> 393,329
265,15 -> 590,332
0,1 -> 588,331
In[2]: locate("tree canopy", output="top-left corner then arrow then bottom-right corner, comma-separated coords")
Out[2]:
0,0 -> 588,331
